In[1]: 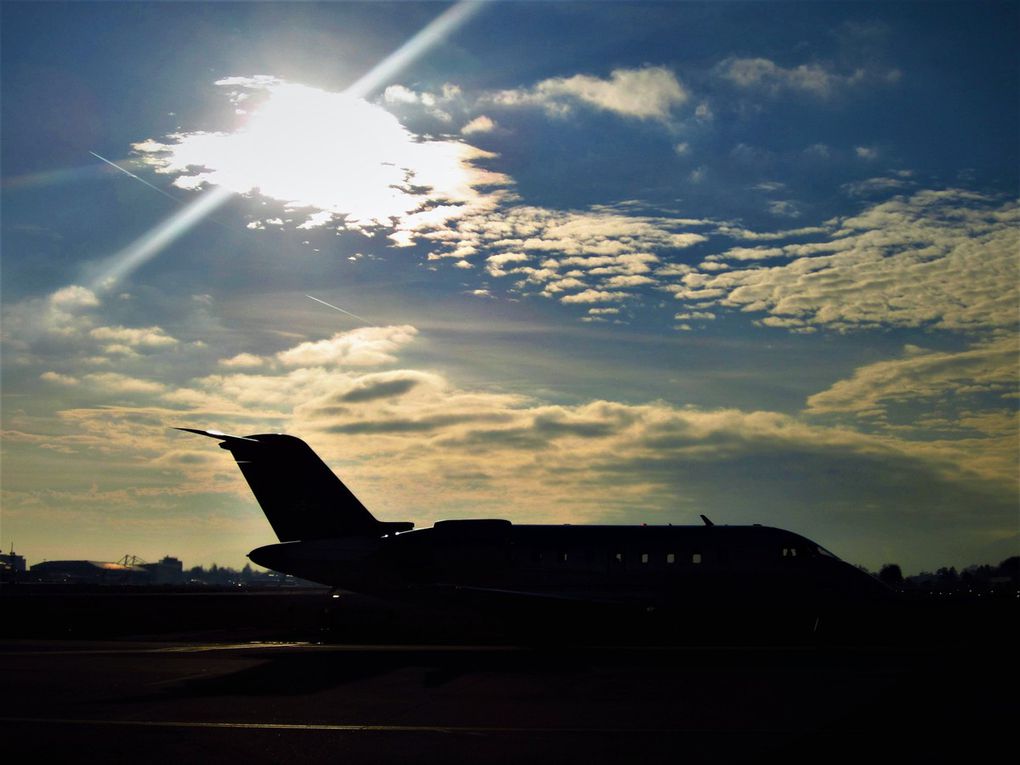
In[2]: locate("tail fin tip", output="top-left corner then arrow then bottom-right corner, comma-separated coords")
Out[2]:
177,428 -> 413,541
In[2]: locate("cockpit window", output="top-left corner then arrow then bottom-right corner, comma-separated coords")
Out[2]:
816,546 -> 839,560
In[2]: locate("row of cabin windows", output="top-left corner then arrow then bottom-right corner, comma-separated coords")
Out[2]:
529,551 -> 705,565
613,552 -> 702,565
525,548 -> 803,565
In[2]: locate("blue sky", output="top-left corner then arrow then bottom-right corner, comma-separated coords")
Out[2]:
2,1 -> 1017,573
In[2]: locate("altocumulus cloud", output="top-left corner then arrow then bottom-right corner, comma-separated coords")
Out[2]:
670,190 -> 1020,333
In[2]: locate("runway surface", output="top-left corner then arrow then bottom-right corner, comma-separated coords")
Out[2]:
1,638 -> 1012,764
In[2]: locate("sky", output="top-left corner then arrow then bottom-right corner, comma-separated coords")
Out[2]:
1,1 -> 1017,574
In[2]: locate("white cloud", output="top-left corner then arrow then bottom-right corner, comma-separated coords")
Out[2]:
673,190 -> 1020,333
560,289 -> 629,304
674,311 -> 715,321
716,225 -> 830,242
489,66 -> 688,122
707,246 -> 786,262
721,57 -> 841,96
276,325 -> 418,368
718,57 -> 896,98
219,353 -> 266,369
412,204 -> 708,308
40,371 -> 79,386
842,176 -> 912,197
83,372 -> 167,395
382,84 -> 420,105
806,337 -> 1019,417
462,115 -> 497,135
50,285 -> 100,311
89,325 -> 179,349
486,252 -> 530,277
603,275 -> 656,288
382,83 -> 458,122
768,200 -> 801,218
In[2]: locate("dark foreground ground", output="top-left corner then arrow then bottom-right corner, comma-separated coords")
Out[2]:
0,586 -> 1015,764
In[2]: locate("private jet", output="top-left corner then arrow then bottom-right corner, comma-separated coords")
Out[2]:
180,429 -> 889,613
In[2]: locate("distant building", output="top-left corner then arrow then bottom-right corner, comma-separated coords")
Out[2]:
0,549 -> 27,574
30,560 -> 150,585
141,556 -> 185,584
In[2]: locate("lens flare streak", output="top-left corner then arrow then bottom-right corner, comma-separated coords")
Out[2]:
90,186 -> 234,292
90,1 -> 484,291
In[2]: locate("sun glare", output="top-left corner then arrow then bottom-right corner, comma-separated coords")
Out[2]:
137,81 -> 500,232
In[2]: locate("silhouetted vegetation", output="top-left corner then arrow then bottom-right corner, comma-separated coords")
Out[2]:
868,557 -> 1018,599
878,563 -> 903,587
184,562 -> 316,588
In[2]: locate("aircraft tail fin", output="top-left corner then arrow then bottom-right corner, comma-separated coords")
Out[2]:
178,428 -> 413,542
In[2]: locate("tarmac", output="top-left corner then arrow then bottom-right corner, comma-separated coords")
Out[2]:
0,588 -> 1015,763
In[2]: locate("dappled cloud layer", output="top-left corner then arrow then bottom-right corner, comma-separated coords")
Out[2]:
3,292 -> 1016,568
131,77 -> 1017,337
673,190 -> 1020,333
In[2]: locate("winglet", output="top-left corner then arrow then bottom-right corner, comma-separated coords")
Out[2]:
700,514 -> 715,527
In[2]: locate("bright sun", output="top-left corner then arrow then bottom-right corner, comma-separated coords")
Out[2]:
135,79 -> 500,232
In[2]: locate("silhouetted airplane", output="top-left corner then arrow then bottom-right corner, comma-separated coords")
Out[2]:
180,429 -> 889,609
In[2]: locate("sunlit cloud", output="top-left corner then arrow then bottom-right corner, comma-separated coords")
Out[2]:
462,115 -> 497,135
488,66 -> 688,122
806,337 -> 1020,419
672,190 -> 1020,333
717,57 -> 900,98
276,325 -> 418,368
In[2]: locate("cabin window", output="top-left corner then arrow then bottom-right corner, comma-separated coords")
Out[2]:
640,553 -> 649,564
692,552 -> 702,564
614,552 -> 624,565
559,552 -> 568,564
666,553 -> 676,564
530,551 -> 542,563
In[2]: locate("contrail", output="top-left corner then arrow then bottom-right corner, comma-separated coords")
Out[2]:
89,151 -> 183,204
305,295 -> 372,325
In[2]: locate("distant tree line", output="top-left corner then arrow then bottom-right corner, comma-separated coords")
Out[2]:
870,557 -> 1018,597
185,563 -> 281,586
